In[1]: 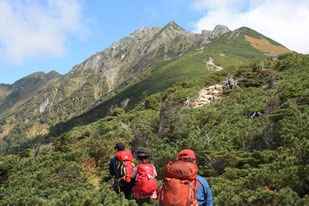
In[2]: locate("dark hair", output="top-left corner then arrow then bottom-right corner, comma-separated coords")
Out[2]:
139,158 -> 149,164
114,142 -> 125,151
180,158 -> 196,163
137,149 -> 149,158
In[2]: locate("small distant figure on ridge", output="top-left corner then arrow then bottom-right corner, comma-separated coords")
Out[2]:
109,142 -> 134,200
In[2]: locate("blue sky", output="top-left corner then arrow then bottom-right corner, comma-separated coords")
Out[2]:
1,0 -> 309,84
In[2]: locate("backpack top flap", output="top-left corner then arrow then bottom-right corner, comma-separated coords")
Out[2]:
116,150 -> 133,162
137,164 -> 155,177
164,160 -> 198,180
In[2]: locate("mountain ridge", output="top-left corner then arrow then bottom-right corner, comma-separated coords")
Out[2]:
0,21 -> 292,154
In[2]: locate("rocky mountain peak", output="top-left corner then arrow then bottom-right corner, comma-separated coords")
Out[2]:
210,25 -> 231,38
68,21 -> 197,90
165,21 -> 184,31
46,70 -> 61,79
201,30 -> 211,35
154,21 -> 190,42
128,26 -> 150,40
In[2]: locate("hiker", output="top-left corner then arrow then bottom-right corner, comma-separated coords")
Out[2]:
159,149 -> 213,206
109,142 -> 134,200
131,149 -> 158,206
178,149 -> 213,206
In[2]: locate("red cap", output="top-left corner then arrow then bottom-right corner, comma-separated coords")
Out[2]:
178,149 -> 196,160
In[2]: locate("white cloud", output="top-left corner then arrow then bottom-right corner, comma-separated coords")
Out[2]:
191,0 -> 309,54
0,0 -> 89,64
192,0 -> 248,11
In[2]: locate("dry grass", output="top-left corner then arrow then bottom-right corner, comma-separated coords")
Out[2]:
89,175 -> 101,190
245,35 -> 292,55
0,89 -> 11,101
26,122 -> 49,138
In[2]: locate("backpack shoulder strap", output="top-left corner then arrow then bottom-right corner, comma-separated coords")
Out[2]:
197,176 -> 202,188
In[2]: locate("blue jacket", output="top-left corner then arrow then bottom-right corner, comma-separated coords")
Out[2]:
196,175 -> 213,206
109,156 -> 121,188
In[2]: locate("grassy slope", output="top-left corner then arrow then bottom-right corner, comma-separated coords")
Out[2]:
0,72 -> 61,116
203,28 -> 266,67
0,85 -> 11,104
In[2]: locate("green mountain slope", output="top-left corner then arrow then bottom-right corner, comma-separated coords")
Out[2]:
0,22 -> 291,155
203,26 -> 291,67
0,84 -> 11,104
0,53 -> 308,205
0,71 -> 61,115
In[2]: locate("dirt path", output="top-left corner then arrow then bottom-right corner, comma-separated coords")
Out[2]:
206,57 -> 223,71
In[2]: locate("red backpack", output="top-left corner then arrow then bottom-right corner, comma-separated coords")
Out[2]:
134,164 -> 157,199
159,160 -> 199,206
116,150 -> 133,183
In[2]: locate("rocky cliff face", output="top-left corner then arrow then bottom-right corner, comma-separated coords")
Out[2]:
67,21 -> 231,91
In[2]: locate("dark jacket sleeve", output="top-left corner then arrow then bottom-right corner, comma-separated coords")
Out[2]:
109,157 -> 116,176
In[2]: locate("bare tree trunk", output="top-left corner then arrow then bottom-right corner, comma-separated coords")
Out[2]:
223,73 -> 239,89
34,143 -> 41,158
158,101 -> 167,139
264,99 -> 272,148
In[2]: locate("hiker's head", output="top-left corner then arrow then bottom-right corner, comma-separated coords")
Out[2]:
137,149 -> 149,163
178,149 -> 196,163
114,142 -> 125,152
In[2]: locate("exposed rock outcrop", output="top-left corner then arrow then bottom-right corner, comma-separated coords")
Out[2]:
223,74 -> 239,90
191,84 -> 224,108
209,25 -> 231,39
